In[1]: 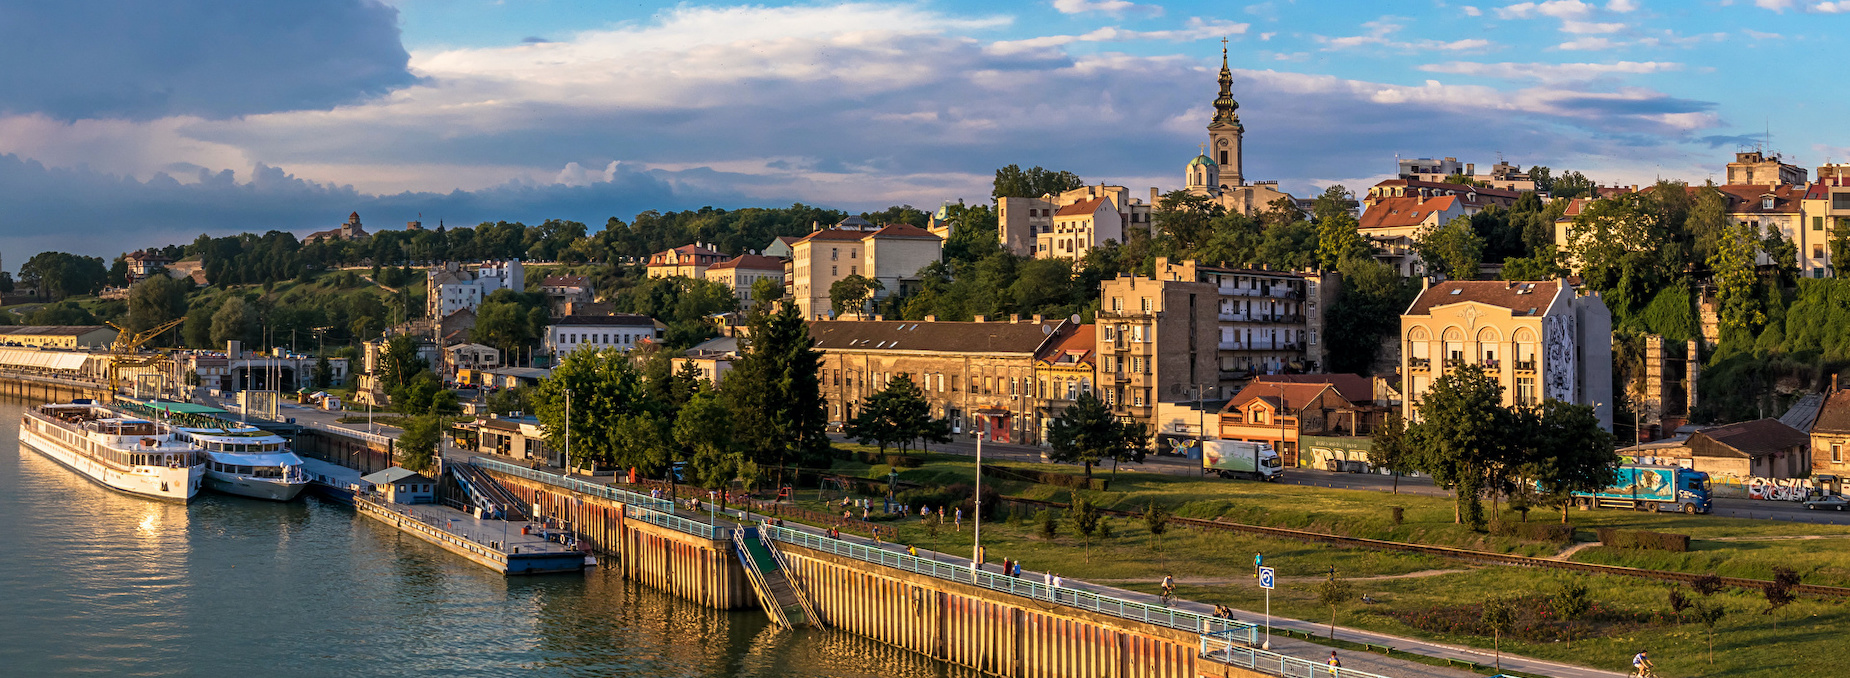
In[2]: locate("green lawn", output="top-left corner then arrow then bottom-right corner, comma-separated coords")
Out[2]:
823,445 -> 1850,585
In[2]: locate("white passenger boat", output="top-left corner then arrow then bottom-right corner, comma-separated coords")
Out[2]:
171,424 -> 310,501
19,402 -> 202,503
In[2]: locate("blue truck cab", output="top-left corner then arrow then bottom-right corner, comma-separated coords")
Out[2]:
1570,464 -> 1711,515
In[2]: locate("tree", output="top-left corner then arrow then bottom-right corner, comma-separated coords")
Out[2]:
1552,579 -> 1591,650
1416,215 -> 1485,280
1047,392 -> 1145,480
210,297 -> 256,348
397,414 -> 441,473
1686,188 -> 1731,264
1315,573 -> 1353,639
19,251 -> 108,300
1762,227 -> 1800,288
724,302 -> 829,487
1068,494 -> 1105,560
993,164 -> 1084,199
676,389 -> 741,509
1689,601 -> 1726,665
1313,186 -> 1370,270
1499,246 -> 1567,281
1565,193 -> 1675,319
1710,216 -> 1766,332
1152,189 -> 1225,251
1408,364 -> 1511,528
1692,573 -> 1724,597
472,289 -> 546,357
1668,585 -> 1692,621
1524,400 -> 1619,523
1763,566 -> 1798,624
1326,256 -> 1415,375
1831,216 -> 1850,275
844,373 -> 931,453
376,333 -> 429,397
1551,170 -> 1595,200
127,275 -> 189,336
1141,501 -> 1171,551
533,346 -> 652,473
1367,413 -> 1416,494
828,274 -> 884,318
312,357 -> 334,389
1480,595 -> 1516,671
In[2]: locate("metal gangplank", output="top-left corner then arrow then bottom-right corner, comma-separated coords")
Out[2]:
448,462 -> 530,521
732,526 -> 820,629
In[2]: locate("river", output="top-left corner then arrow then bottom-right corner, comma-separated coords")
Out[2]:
0,399 -> 953,677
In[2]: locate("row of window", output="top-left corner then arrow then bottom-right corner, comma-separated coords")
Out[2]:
556,331 -> 644,346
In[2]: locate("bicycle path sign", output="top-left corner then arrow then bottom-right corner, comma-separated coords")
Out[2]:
1258,566 -> 1275,590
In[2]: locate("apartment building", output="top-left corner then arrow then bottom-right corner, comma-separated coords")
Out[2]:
1399,279 -> 1613,432
789,224 -> 942,320
1033,323 -> 1097,443
1726,151 -> 1806,187
703,254 -> 786,302
646,244 -> 727,279
998,184 -> 1153,259
809,316 -> 1075,444
1356,196 -> 1472,277
543,314 -> 664,356
426,259 -> 524,318
1096,274 -> 1218,432
1149,258 -> 1334,391
1363,179 -> 1521,211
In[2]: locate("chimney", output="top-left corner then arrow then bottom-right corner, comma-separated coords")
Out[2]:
1010,314 -> 1020,323
1836,373 -> 1841,393
974,315 -> 986,323
874,315 -> 884,321
924,315 -> 936,322
1032,314 -> 1043,323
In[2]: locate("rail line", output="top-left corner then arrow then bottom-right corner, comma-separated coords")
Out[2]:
1000,496 -> 1850,598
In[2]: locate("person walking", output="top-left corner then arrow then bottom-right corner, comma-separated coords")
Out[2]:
955,507 -> 964,531
1327,651 -> 1341,669
1013,561 -> 1022,578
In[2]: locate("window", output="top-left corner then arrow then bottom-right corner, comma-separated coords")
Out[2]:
1515,376 -> 1535,406
831,248 -> 838,260
850,266 -> 857,276
1309,330 -> 1318,345
1834,444 -> 1842,463
1111,297 -> 1122,311
1816,216 -> 1826,231
1816,244 -> 1827,259
1835,193 -> 1850,210
1140,297 -> 1152,312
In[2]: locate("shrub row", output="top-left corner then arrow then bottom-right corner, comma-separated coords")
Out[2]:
856,451 -> 923,468
1489,521 -> 1575,543
1595,528 -> 1691,552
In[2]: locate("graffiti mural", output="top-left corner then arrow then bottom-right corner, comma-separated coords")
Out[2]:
1746,477 -> 1813,502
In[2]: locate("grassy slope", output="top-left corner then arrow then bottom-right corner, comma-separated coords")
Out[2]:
803,444 -> 1845,678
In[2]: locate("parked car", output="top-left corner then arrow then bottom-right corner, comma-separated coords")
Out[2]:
1802,495 -> 1849,511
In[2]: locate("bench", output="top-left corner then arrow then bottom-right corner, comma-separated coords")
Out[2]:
1362,643 -> 1393,654
1445,658 -> 1483,670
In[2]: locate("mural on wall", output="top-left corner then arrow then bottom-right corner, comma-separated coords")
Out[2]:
1745,477 -> 1813,502
1542,313 -> 1576,402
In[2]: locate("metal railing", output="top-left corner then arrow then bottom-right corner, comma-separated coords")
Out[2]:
470,457 -> 731,539
1199,633 -> 1390,678
470,457 -> 671,512
760,524 -> 1256,643
299,420 -> 396,447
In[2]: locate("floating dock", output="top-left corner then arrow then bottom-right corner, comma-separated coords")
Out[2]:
355,496 -> 589,575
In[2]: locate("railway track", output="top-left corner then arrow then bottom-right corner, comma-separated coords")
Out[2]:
1001,496 -> 1850,598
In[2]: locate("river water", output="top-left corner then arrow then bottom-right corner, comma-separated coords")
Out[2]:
0,399 -> 952,677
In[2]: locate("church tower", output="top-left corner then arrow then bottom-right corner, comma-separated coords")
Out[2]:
1207,43 -> 1243,188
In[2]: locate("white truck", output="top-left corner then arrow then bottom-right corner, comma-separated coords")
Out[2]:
1202,440 -> 1284,481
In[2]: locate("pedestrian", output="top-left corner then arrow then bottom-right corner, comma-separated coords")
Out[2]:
909,545 -> 919,557
1053,574 -> 1063,588
872,526 -> 882,543
1001,558 -> 1011,576
955,507 -> 964,531
1327,652 -> 1341,669
1043,571 -> 1051,586
843,509 -> 852,520
1013,561 -> 1022,578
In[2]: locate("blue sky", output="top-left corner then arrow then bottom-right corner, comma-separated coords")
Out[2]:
0,0 -> 1844,262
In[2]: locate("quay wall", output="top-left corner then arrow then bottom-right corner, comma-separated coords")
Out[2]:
0,374 -> 110,403
488,471 -> 755,610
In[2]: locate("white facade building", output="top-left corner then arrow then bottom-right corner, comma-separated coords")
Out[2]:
544,315 -> 664,356
427,260 -> 525,318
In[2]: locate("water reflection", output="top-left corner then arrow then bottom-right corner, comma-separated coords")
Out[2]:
0,397 -> 955,677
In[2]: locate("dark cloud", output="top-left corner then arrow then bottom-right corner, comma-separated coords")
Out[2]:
521,36 -> 553,44
1696,133 -> 1769,148
0,0 -> 416,121
1550,95 -> 1714,117
0,154 -> 760,263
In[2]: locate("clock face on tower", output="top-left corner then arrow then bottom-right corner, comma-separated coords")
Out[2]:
1217,138 -> 1230,148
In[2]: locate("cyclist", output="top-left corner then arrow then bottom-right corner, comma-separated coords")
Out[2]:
1160,574 -> 1176,605
1632,649 -> 1654,678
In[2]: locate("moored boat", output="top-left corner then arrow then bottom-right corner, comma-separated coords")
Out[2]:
19,402 -> 202,503
171,424 -> 310,501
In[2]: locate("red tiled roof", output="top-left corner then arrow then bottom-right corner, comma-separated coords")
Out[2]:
707,254 -> 787,272
1055,197 -> 1109,217
542,275 -> 588,287
867,223 -> 941,239
1814,391 -> 1850,435
1406,280 -> 1563,316
1694,418 -> 1809,457
1037,324 -> 1096,366
809,319 -> 1059,355
1359,196 -> 1458,230
1713,184 -> 1803,215
1370,179 -> 1522,200
1254,373 -> 1371,404
794,228 -> 872,244
1224,382 -> 1333,414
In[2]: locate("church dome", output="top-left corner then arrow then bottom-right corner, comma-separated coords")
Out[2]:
1188,154 -> 1218,168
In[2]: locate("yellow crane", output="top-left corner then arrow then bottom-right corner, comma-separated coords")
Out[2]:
104,318 -> 186,396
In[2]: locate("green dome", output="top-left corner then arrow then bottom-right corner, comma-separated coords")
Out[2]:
1188,154 -> 1218,168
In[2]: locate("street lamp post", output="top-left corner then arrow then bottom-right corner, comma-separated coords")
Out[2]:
563,388 -> 572,477
973,413 -> 984,569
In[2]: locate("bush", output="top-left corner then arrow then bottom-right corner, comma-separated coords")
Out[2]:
1595,528 -> 1690,552
1037,508 -> 1059,539
1491,521 -> 1574,543
981,465 -> 1109,490
857,450 -> 923,467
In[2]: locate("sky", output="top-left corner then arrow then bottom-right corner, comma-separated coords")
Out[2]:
0,0 -> 1845,264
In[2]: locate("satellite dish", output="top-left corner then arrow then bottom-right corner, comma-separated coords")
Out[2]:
1070,314 -> 1080,324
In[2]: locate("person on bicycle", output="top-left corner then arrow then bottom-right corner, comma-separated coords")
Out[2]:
1160,574 -> 1176,603
1632,649 -> 1653,677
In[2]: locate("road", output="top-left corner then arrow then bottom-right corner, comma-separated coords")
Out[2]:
891,434 -> 1850,526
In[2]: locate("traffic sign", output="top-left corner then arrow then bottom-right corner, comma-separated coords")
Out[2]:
1258,566 -> 1275,590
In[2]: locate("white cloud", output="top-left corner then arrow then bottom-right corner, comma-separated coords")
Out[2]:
1463,5 -> 1484,16
1562,20 -> 1627,33
989,17 -> 1250,53
1419,60 -> 1683,82
1496,0 -> 1595,20
1813,1 -> 1850,11
1259,31 -> 1277,40
1742,28 -> 1783,39
1321,18 -> 1494,51
1051,0 -> 1164,16
1606,0 -> 1639,11
1755,0 -> 1795,9
1557,37 -> 1622,50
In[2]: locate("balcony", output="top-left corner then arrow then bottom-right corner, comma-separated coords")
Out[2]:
1479,359 -> 1501,370
1218,341 -> 1243,350
1410,357 -> 1431,371
1514,360 -> 1537,372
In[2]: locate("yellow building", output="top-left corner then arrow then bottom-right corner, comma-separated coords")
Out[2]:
790,224 -> 942,320
646,244 -> 726,279
1400,279 -> 1612,432
0,325 -> 119,349
1033,323 -> 1095,443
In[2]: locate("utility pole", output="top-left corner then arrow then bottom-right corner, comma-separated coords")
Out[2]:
973,414 -> 984,569
563,388 -> 572,477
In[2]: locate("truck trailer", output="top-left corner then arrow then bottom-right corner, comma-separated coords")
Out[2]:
1202,440 -> 1284,481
